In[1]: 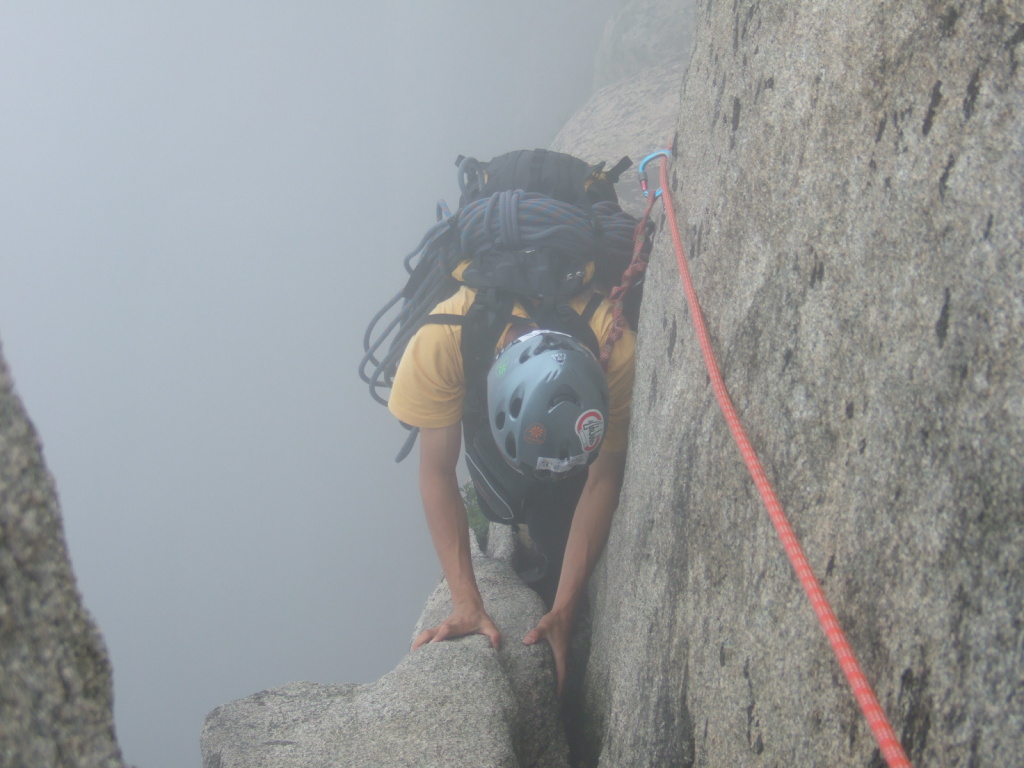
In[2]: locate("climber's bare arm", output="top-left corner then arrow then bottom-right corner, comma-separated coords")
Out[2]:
524,447 -> 626,695
554,447 -> 627,615
412,423 -> 501,650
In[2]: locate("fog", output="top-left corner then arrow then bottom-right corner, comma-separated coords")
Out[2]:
0,3 -> 615,766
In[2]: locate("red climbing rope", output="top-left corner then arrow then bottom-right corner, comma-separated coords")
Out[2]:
654,153 -> 912,768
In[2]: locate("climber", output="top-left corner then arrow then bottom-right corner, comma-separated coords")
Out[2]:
361,149 -> 644,695
389,296 -> 630,700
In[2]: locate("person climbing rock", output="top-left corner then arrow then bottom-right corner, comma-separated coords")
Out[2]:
360,149 -> 646,694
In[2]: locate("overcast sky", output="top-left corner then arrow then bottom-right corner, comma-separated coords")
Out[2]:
0,3 -> 616,766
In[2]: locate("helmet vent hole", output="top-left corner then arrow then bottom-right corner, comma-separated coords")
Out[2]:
505,433 -> 517,459
549,392 -> 579,409
495,411 -> 506,430
509,396 -> 523,419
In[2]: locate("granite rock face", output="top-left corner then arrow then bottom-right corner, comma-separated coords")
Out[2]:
201,528 -> 569,768
579,1 -> 1024,766
0,343 -> 125,768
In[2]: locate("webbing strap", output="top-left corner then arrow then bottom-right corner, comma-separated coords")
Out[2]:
599,188 -> 658,367
580,291 -> 604,324
421,313 -> 466,326
654,153 -> 912,768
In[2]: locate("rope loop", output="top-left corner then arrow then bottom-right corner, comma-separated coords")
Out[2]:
456,190 -> 636,265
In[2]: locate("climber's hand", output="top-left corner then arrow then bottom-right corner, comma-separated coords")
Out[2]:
523,607 -> 572,699
412,602 -> 501,651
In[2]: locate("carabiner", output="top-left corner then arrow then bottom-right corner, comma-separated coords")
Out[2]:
638,149 -> 672,198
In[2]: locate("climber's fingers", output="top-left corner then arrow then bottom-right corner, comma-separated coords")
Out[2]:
411,607 -> 501,651
482,623 -> 502,649
524,610 -> 571,700
474,614 -> 502,649
411,626 -> 438,650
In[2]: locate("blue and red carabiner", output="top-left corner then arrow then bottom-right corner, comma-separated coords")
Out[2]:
638,149 -> 672,199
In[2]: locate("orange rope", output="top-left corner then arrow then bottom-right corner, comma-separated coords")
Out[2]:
656,154 -> 912,768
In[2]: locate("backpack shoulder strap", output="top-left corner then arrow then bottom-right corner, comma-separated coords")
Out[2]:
457,289 -> 608,523
459,289 -> 517,427
424,291 -> 603,424
580,291 -> 604,324
458,289 -> 544,524
528,297 -> 602,360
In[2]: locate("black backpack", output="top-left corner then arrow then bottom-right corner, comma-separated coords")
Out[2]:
358,149 -> 647,473
456,149 -> 629,209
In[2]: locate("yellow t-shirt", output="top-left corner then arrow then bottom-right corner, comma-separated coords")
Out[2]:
388,286 -> 635,452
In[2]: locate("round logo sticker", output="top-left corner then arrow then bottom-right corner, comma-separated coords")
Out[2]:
524,423 -> 547,445
575,410 -> 605,453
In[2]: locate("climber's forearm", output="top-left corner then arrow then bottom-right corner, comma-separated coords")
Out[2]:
550,449 -> 627,621
419,424 -> 483,608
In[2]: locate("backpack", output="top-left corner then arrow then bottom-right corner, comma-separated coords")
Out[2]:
456,148 -> 630,210
358,149 -> 648,487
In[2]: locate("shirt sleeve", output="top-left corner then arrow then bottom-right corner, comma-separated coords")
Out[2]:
387,319 -> 466,429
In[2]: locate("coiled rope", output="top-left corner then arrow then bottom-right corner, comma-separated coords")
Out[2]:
359,190 -> 639,410
456,190 -> 636,267
653,152 -> 912,768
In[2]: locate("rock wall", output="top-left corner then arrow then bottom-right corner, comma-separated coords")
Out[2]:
579,1 -> 1024,766
0,343 -> 125,768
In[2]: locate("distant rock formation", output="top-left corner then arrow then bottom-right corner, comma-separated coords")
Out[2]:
0,343 -> 125,768
576,0 -> 1024,766
593,0 -> 696,91
201,528 -> 570,768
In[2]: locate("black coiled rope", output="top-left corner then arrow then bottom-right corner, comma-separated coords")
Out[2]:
358,190 -> 639,458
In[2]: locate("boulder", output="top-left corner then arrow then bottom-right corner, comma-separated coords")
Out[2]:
0,342 -> 125,768
201,529 -> 569,768
579,1 -> 1024,766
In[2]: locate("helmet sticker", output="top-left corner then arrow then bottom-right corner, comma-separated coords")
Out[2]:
536,454 -> 588,473
552,352 -> 567,364
524,423 -> 547,445
494,358 -> 509,378
575,410 -> 605,452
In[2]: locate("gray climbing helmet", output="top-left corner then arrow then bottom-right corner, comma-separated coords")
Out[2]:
486,330 -> 610,480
